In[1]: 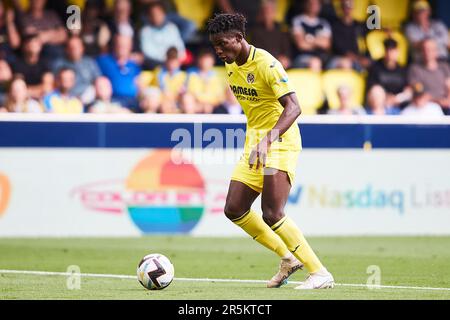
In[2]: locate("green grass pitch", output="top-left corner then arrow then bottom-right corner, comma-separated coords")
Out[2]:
0,236 -> 449,300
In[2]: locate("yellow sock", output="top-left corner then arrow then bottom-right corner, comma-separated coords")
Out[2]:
272,216 -> 323,273
232,209 -> 290,258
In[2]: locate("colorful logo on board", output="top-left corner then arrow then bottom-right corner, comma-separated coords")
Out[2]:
72,150 -> 205,234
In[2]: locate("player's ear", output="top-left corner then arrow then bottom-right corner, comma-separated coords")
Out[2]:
234,32 -> 243,43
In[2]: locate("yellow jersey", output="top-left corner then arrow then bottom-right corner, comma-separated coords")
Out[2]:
225,45 -> 302,154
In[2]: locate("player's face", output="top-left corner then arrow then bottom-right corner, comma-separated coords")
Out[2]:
210,32 -> 242,64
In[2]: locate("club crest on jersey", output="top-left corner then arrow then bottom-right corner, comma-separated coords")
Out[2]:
247,72 -> 255,84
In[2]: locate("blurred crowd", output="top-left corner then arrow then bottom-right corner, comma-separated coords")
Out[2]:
0,0 -> 449,116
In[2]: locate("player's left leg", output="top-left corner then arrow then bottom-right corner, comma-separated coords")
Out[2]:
262,168 -> 334,289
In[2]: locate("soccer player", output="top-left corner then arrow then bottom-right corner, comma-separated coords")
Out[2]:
207,13 -> 334,289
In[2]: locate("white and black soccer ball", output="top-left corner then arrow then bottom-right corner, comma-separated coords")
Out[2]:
137,253 -> 174,290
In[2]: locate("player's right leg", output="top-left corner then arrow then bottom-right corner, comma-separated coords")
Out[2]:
224,180 -> 294,268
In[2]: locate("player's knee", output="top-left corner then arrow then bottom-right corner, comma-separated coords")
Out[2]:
224,201 -> 249,221
261,205 -> 285,226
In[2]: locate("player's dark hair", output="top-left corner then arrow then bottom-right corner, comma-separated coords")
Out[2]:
206,13 -> 247,37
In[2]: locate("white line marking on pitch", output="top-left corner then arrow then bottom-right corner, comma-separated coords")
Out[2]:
1,269 -> 449,292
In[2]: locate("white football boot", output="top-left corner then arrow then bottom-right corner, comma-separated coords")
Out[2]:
294,268 -> 335,289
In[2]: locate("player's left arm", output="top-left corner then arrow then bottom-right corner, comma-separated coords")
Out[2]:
249,58 -> 303,169
266,92 -> 301,144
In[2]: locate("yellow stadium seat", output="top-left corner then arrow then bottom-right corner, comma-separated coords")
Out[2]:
332,0 -> 370,22
287,69 -> 324,115
275,0 -> 291,23
139,70 -> 155,87
105,0 -> 114,10
371,0 -> 410,29
322,70 -> 365,110
6,0 -> 29,10
173,0 -> 214,29
366,30 -> 409,66
67,0 -> 86,10
7,0 -> 98,11
9,0 -> 87,11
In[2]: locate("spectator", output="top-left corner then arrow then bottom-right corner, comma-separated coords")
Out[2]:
179,92 -> 197,114
52,35 -> 101,105
328,0 -> 370,71
407,38 -> 450,113
136,0 -> 197,43
405,0 -> 448,62
327,85 -> 366,115
106,0 -> 135,39
74,0 -> 111,57
186,49 -> 224,114
139,86 -> 163,113
139,1 -> 186,68
88,76 -> 130,114
215,0 -> 262,28
367,38 -> 412,109
213,86 -> 243,114
247,0 -> 292,69
96,34 -> 142,110
366,85 -> 400,115
291,0 -> 332,70
18,0 -> 67,60
153,47 -> 186,113
0,59 -> 13,106
12,34 -> 53,99
0,1 -> 21,60
401,82 -> 444,116
1,77 -> 42,113
43,67 -> 83,114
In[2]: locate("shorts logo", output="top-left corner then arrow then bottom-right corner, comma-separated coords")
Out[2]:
247,73 -> 255,84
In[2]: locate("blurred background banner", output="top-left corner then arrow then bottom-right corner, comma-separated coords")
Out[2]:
0,115 -> 449,237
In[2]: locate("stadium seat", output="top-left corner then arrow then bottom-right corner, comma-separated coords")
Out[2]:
366,30 -> 409,66
275,0 -> 291,23
139,71 -> 155,87
287,69 -> 324,115
322,70 -> 365,110
332,0 -> 370,22
371,0 -> 410,29
173,0 -> 215,29
6,0 -> 29,10
67,0 -> 86,10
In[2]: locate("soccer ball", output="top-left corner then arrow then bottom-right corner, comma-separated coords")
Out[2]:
136,253 -> 174,290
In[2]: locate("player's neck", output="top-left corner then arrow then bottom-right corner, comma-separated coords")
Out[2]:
235,41 -> 251,66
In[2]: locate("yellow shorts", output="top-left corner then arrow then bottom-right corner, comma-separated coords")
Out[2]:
230,149 -> 300,193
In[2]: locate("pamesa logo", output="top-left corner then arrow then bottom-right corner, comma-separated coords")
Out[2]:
72,150 -> 205,234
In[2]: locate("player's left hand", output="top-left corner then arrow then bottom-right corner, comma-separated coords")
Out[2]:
249,137 -> 270,170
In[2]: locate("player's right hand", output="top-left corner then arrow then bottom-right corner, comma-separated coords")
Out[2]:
249,139 -> 268,170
